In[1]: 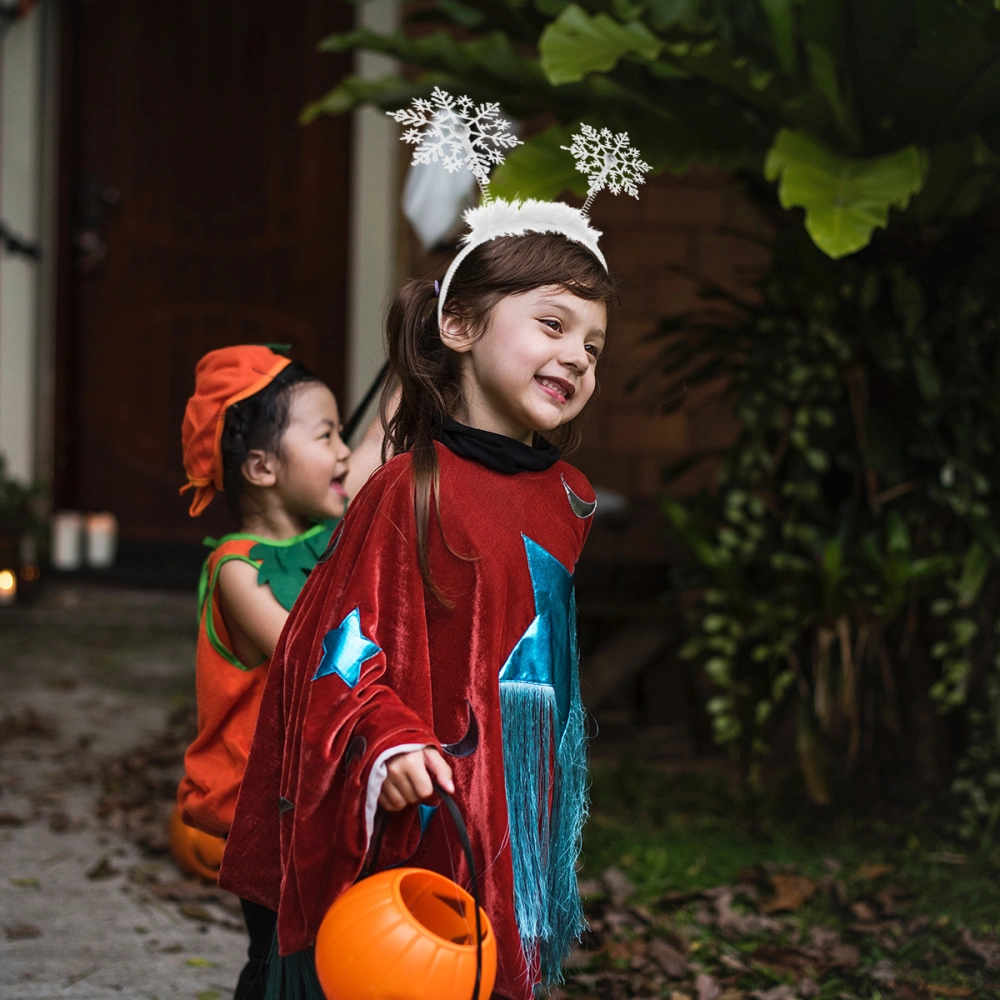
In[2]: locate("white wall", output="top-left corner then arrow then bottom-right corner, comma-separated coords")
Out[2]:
345,0 -> 400,414
0,8 -> 44,484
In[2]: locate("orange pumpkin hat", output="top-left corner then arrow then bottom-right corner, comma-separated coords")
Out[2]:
180,345 -> 292,517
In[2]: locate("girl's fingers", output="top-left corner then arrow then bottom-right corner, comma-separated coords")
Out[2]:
407,759 -> 434,801
422,748 -> 455,795
385,754 -> 426,803
379,780 -> 409,811
395,768 -> 423,804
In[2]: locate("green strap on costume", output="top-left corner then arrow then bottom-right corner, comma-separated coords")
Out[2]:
201,553 -> 262,672
197,520 -> 339,671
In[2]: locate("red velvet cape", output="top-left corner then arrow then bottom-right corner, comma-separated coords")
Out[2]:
220,443 -> 594,1000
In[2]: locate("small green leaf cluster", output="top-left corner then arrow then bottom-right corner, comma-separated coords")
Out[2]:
951,664 -> 1000,848
654,222 -> 1000,805
0,453 -> 44,530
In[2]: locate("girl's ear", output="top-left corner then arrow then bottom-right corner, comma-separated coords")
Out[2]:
439,313 -> 475,354
241,449 -> 278,488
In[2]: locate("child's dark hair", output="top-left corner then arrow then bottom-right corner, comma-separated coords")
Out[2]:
219,360 -> 323,521
380,232 -> 618,600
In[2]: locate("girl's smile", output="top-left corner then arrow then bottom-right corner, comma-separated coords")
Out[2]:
535,374 -> 576,403
330,474 -> 349,499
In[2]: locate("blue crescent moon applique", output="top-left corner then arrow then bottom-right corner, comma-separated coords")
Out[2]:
498,534 -> 576,731
312,608 -> 381,687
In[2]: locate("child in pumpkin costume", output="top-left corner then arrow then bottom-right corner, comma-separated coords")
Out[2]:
220,95 -> 647,1000
177,345 -> 383,1000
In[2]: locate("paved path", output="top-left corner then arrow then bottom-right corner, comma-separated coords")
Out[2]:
0,585 -> 247,1000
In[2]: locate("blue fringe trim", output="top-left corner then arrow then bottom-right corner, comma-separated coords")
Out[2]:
264,939 -> 325,1000
500,600 -> 589,988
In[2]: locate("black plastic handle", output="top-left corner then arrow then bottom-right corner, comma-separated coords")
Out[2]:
341,360 -> 389,444
432,783 -> 484,1000
365,783 -> 484,1000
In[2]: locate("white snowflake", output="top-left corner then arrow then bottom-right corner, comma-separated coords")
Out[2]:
561,125 -> 652,214
387,87 -> 521,202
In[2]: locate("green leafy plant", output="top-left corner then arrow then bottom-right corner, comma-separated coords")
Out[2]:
652,222 -> 1000,807
310,0 -> 1000,258
0,453 -> 42,526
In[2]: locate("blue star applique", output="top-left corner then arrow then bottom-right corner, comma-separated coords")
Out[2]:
498,535 -> 576,731
312,608 -> 381,688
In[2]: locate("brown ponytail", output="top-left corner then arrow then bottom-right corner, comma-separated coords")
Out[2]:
380,232 -> 618,600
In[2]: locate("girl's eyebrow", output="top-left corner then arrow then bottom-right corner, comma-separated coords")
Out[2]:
535,295 -> 582,325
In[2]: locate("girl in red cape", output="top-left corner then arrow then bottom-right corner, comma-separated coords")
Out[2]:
221,231 -> 617,999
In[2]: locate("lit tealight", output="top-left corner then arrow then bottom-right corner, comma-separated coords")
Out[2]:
0,569 -> 16,606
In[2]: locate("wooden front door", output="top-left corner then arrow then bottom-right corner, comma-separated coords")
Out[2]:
57,0 -> 352,550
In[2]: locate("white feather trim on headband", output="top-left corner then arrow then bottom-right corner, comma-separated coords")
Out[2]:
437,199 -> 606,327
459,199 -> 604,258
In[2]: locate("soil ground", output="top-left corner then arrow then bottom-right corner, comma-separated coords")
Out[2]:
0,584 -> 245,1000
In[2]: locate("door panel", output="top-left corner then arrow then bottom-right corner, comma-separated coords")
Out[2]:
61,0 -> 352,545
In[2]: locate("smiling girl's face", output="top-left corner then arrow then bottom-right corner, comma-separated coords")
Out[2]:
441,284 -> 607,443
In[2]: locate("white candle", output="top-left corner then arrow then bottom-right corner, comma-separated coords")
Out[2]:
0,568 -> 16,605
51,511 -> 84,570
85,512 -> 118,568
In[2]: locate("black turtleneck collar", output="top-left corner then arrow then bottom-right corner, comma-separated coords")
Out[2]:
437,418 -> 560,474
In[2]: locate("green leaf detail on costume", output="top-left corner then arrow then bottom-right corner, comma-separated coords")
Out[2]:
250,521 -> 338,611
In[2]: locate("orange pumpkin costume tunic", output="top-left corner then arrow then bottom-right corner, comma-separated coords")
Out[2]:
178,523 -> 336,837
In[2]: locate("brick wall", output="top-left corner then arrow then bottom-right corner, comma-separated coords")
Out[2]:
402,168 -> 771,499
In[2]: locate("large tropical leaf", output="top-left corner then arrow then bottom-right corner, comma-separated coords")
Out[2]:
539,3 -> 663,84
764,129 -> 928,258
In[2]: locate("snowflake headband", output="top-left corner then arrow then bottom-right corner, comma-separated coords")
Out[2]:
387,87 -> 651,328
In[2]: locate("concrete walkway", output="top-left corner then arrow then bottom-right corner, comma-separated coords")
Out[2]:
0,585 -> 247,1000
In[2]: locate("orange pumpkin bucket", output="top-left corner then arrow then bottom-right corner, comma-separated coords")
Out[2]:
168,805 -> 226,882
314,786 -> 496,1000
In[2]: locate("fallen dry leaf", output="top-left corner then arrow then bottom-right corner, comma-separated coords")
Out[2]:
602,866 -> 636,907
646,938 -> 689,979
5,923 -> 42,940
696,973 -> 721,1000
803,926 -> 859,969
750,945 -> 821,977
0,707 -> 58,742
715,889 -> 782,937
86,857 -> 118,880
868,957 -> 897,984
874,887 -> 904,916
48,810 -> 71,832
604,939 -> 635,962
959,929 -> 1000,970
797,977 -> 819,999
760,874 -> 818,914
849,900 -> 878,922
920,987 -> 972,998
749,987 -> 797,1000
855,863 -> 895,880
